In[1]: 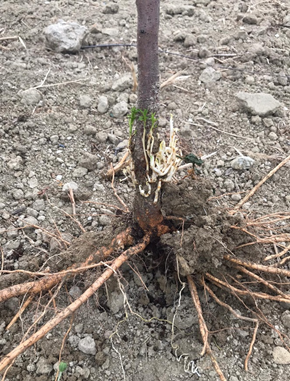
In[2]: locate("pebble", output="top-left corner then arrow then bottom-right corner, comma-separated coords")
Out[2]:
102,2 -> 119,14
12,189 -> 24,200
184,34 -> 197,47
19,89 -> 42,106
214,169 -> 222,177
68,335 -> 80,348
23,216 -> 39,226
36,357 -> 53,375
7,227 -> 18,238
33,199 -> 45,211
224,179 -> 235,191
44,20 -> 88,53
50,135 -> 59,144
79,94 -> 92,108
111,74 -> 132,92
62,181 -> 78,192
98,96 -> 109,114
78,152 -> 99,170
231,193 -> 242,201
28,177 -> 38,189
101,28 -> 119,37
281,311 -> 290,328
99,215 -> 112,226
107,291 -> 124,314
69,286 -> 82,300
273,346 -> 290,364
78,336 -> 96,355
231,156 -> 255,170
235,92 -> 281,116
7,156 -> 23,170
95,131 -> 108,143
129,94 -> 137,103
199,67 -> 221,84
72,167 -> 88,178
243,14 -> 259,25
84,126 -> 97,135
263,118 -> 274,127
268,131 -> 278,140
111,101 -> 128,118
245,75 -> 255,85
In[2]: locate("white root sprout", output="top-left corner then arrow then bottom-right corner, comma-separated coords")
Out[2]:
133,115 -> 182,204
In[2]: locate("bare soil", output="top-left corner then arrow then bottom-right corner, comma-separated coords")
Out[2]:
1,1 -> 290,380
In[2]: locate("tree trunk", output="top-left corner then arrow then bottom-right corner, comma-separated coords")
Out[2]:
131,0 -> 169,235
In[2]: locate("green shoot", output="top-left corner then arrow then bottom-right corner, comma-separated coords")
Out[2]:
57,362 -> 68,381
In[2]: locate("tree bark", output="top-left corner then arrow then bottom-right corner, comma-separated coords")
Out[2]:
132,0 -> 169,235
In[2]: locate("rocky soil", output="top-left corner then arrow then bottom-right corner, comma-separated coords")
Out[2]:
1,0 -> 290,380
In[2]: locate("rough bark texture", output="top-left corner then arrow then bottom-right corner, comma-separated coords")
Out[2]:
132,0 -> 169,235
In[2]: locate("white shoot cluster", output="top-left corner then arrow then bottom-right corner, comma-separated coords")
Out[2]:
139,115 -> 182,203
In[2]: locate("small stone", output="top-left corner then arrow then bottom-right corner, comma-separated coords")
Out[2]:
168,102 -> 177,110
231,156 -> 255,170
116,139 -> 128,151
84,126 -> 97,135
78,336 -> 96,355
50,135 -> 59,144
99,215 -> 111,226
107,291 -> 124,314
245,76 -> 255,85
184,34 -> 197,47
231,193 -> 242,201
69,286 -> 82,299
23,216 -> 38,229
78,152 -> 99,170
5,297 -> 19,313
7,227 -> 18,238
273,346 -> 290,365
101,28 -> 119,37
107,133 -> 119,144
62,181 -> 78,192
26,208 -> 38,218
68,335 -> 80,348
75,323 -> 84,334
36,357 -> 53,375
102,2 -> 119,14
111,101 -> 128,118
277,72 -> 288,86
199,67 -> 221,84
198,47 -> 211,58
98,96 -> 109,114
111,74 -> 132,92
129,94 -> 137,103
159,117 -> 167,127
268,132 -> 278,140
214,169 -> 222,177
44,20 -> 88,53
72,167 -> 88,178
165,5 -> 183,15
216,160 -> 224,167
281,311 -> 290,328
224,179 -> 235,191
12,189 -> 24,200
28,177 -> 38,189
7,156 -> 23,170
19,89 -> 42,106
95,131 -> 107,143
235,92 -> 281,116
263,118 -> 274,127
220,36 -> 231,45
251,115 -> 261,124
243,14 -> 258,25
79,94 -> 92,108
33,199 -> 45,211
